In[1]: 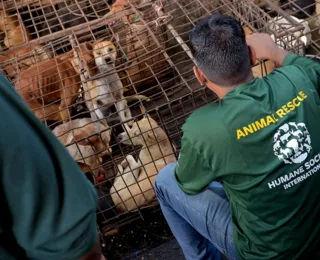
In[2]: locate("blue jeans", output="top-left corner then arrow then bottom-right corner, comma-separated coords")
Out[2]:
155,163 -> 238,260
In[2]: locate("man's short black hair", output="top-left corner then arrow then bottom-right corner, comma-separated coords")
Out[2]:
189,14 -> 251,86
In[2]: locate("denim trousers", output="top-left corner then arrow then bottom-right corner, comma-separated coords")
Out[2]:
155,163 -> 239,260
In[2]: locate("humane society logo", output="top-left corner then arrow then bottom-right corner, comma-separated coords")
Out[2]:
269,122 -> 319,190
273,122 -> 311,165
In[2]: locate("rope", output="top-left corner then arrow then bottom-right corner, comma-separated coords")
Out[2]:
152,0 -> 176,27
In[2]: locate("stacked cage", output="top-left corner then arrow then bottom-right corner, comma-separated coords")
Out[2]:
0,0 -> 317,240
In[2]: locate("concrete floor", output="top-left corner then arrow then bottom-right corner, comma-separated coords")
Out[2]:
126,239 -> 185,260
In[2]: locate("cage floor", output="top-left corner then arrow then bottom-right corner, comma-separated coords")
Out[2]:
101,206 -> 179,260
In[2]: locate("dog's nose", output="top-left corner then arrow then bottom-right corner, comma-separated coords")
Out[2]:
117,134 -> 123,142
105,57 -> 112,63
97,99 -> 104,107
99,106 -> 112,117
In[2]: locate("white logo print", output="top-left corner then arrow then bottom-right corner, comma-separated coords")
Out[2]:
273,122 -> 312,164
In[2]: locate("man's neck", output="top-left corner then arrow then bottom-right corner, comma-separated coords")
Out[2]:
209,73 -> 254,99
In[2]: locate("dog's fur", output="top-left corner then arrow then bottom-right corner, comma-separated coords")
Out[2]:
14,42 -> 96,122
110,115 -> 176,212
0,10 -> 50,77
53,118 -> 111,181
92,40 -> 128,121
92,40 -> 149,123
110,0 -> 165,89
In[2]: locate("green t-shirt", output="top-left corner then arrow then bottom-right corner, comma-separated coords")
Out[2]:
0,74 -> 98,259
175,53 -> 320,260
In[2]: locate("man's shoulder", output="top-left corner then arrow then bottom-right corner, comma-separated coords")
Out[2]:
182,102 -> 224,141
184,102 -> 219,125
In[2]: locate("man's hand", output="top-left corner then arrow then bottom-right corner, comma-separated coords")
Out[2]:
246,33 -> 289,67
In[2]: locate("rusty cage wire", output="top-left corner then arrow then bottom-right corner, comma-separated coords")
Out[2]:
0,0 -> 319,239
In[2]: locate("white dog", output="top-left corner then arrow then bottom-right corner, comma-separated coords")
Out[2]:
110,115 -> 176,212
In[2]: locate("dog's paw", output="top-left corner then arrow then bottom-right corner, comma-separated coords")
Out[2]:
127,120 -> 134,127
117,164 -> 124,173
120,158 -> 129,168
121,154 -> 135,168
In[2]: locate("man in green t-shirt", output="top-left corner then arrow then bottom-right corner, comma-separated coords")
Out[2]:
0,73 -> 106,259
155,14 -> 320,260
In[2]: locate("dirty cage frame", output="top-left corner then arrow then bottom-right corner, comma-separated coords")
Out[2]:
0,0 -> 318,240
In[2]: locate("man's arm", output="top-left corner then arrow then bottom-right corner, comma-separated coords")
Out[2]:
0,74 -> 104,260
175,135 -> 215,195
246,33 -> 320,90
246,33 -> 289,67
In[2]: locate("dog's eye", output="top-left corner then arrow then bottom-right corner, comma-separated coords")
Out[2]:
108,47 -> 113,51
97,51 -> 102,56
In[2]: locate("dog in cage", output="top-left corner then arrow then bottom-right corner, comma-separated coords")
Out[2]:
53,118 -> 112,183
0,10 -> 51,78
91,40 -> 149,124
14,42 -> 97,122
110,114 -> 176,212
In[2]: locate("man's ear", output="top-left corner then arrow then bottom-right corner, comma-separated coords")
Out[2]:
193,66 -> 206,86
248,46 -> 257,67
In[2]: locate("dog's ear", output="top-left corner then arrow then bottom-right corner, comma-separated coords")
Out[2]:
110,33 -> 120,45
93,39 -> 105,47
85,42 -> 94,51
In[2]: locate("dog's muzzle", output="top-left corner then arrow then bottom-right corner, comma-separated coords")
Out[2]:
117,133 -> 128,143
105,57 -> 112,64
96,100 -> 112,117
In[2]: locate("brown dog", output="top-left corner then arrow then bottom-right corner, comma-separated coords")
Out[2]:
243,26 -> 275,78
0,10 -> 50,77
14,42 -> 96,122
111,115 -> 176,212
53,118 -> 112,182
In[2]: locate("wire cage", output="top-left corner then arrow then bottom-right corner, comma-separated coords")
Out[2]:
1,0 -> 319,240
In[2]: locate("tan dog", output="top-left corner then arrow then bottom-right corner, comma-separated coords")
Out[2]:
91,40 -> 149,123
243,26 -> 275,78
0,10 -> 50,77
14,42 -> 95,122
53,118 -> 112,182
110,115 -> 176,212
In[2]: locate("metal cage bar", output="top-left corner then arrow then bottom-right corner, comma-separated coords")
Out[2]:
1,0 -> 319,238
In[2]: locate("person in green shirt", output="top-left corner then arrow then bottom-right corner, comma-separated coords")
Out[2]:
0,73 -> 106,259
155,14 -> 320,260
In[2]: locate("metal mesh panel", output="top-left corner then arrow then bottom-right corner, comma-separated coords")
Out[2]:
0,0 -> 316,235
